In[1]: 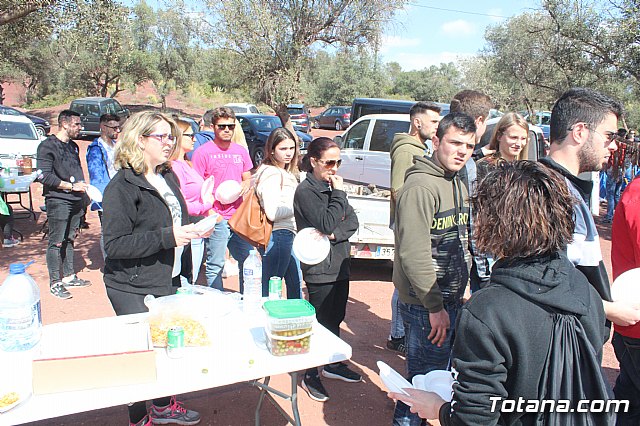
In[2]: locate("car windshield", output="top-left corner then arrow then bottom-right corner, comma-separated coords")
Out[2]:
0,121 -> 37,140
288,108 -> 304,115
228,106 -> 247,113
0,107 -> 21,116
250,116 -> 282,132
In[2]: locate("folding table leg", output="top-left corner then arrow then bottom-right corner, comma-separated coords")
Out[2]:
252,372 -> 302,426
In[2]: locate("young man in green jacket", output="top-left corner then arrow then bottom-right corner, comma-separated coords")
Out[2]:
392,112 -> 476,426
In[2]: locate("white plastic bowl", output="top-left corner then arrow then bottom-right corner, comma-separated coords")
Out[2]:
412,370 -> 454,402
215,180 -> 242,204
86,185 -> 103,203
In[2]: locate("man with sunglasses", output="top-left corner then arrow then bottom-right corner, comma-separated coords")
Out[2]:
540,88 -> 640,335
192,107 -> 254,290
86,113 -> 121,259
36,109 -> 92,299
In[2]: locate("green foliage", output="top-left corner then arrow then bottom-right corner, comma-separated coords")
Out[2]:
390,63 -> 461,102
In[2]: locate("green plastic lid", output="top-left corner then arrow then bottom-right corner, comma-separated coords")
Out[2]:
263,299 -> 316,319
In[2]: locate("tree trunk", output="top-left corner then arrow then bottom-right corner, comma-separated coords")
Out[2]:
0,84 -> 4,105
274,103 -> 299,144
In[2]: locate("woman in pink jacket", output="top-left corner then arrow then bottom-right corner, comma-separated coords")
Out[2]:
171,118 -> 217,284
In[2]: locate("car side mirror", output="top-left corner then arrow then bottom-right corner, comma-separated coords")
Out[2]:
334,135 -> 344,148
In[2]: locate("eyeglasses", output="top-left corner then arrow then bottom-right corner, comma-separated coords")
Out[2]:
568,123 -> 616,143
316,158 -> 342,169
183,133 -> 195,139
143,133 -> 176,145
216,124 -> 236,130
104,124 -> 121,131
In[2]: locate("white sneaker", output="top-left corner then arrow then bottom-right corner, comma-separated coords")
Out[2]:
3,238 -> 20,248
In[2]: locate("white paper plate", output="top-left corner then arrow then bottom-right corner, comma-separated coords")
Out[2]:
377,361 -> 412,396
215,180 -> 242,204
412,370 -> 453,402
86,184 -> 103,203
194,213 -> 219,234
0,388 -> 31,413
612,267 -> 640,303
292,228 -> 330,265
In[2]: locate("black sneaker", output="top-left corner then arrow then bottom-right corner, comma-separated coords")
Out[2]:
301,373 -> 329,402
387,336 -> 407,354
322,362 -> 362,383
63,275 -> 91,287
150,397 -> 201,425
50,282 -> 72,300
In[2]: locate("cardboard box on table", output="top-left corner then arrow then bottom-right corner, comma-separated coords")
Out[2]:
32,320 -> 156,395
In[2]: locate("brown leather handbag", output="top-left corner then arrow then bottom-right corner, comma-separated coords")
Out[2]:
229,170 -> 282,250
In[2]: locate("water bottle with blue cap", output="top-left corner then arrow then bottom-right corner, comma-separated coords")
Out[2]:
0,261 -> 42,351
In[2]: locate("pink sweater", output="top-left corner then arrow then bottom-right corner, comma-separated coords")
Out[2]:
171,160 -> 213,216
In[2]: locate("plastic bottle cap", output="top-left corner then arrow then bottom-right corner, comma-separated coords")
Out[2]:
9,263 -> 26,274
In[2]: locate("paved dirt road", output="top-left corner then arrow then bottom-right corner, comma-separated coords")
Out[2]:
1,127 -> 620,426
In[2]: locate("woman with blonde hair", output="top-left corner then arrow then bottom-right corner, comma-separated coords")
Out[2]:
476,112 -> 529,181
102,110 -> 204,426
171,118 -> 217,284
255,127 -> 303,298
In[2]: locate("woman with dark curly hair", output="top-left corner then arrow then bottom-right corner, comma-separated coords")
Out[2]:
389,161 -> 609,425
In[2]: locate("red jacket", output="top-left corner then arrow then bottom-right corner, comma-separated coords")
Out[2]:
611,176 -> 640,338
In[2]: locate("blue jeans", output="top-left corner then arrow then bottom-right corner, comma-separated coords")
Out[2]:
393,301 -> 460,426
606,177 -> 623,220
390,288 -> 405,339
205,219 -> 252,291
612,332 -> 640,425
258,229 -> 302,299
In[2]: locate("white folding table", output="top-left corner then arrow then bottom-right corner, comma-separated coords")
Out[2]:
0,309 -> 352,426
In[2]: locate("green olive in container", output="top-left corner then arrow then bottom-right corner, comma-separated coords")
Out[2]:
263,299 -> 316,356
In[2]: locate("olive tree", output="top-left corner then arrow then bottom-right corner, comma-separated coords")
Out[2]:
201,0 -> 408,131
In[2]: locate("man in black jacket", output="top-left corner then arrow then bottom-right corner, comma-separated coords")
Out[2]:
540,88 -> 640,331
36,110 -> 91,299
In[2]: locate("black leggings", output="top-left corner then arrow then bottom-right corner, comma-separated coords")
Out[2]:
306,279 -> 350,338
106,286 -> 178,423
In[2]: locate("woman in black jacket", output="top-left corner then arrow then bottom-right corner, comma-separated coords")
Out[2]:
102,111 -> 205,426
293,137 -> 360,403
388,161 -> 609,425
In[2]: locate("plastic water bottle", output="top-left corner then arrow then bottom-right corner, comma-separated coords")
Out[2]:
0,263 -> 42,351
243,250 -> 263,314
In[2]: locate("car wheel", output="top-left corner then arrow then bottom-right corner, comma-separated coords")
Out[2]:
252,146 -> 265,168
313,120 -> 320,129
335,121 -> 342,131
35,126 -> 46,138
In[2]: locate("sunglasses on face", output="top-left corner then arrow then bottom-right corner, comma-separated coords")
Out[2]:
216,124 -> 236,130
183,133 -> 195,139
316,158 -> 342,169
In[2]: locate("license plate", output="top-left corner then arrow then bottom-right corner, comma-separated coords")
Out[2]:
376,246 -> 395,258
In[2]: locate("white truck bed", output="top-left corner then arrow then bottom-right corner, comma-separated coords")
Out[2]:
345,184 -> 395,260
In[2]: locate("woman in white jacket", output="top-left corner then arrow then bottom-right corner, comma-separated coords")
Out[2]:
255,127 -> 302,298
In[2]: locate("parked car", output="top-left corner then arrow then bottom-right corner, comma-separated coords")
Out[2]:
236,114 -> 312,167
0,105 -> 50,138
350,98 -> 450,123
335,114 -> 411,189
523,111 -> 551,141
224,103 -> 260,114
312,106 -> 351,131
0,114 -> 42,169
69,97 -> 130,138
287,103 -> 311,133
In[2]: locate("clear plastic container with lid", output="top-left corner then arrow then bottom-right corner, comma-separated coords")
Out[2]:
0,262 -> 42,351
263,299 -> 315,356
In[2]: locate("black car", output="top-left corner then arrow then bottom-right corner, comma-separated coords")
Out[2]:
237,114 -> 313,167
313,106 -> 351,131
0,105 -> 50,138
69,97 -> 130,138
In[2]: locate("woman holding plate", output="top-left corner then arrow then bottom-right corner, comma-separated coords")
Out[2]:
293,137 -> 360,403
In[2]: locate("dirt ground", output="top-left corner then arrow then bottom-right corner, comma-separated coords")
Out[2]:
0,93 -> 621,425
